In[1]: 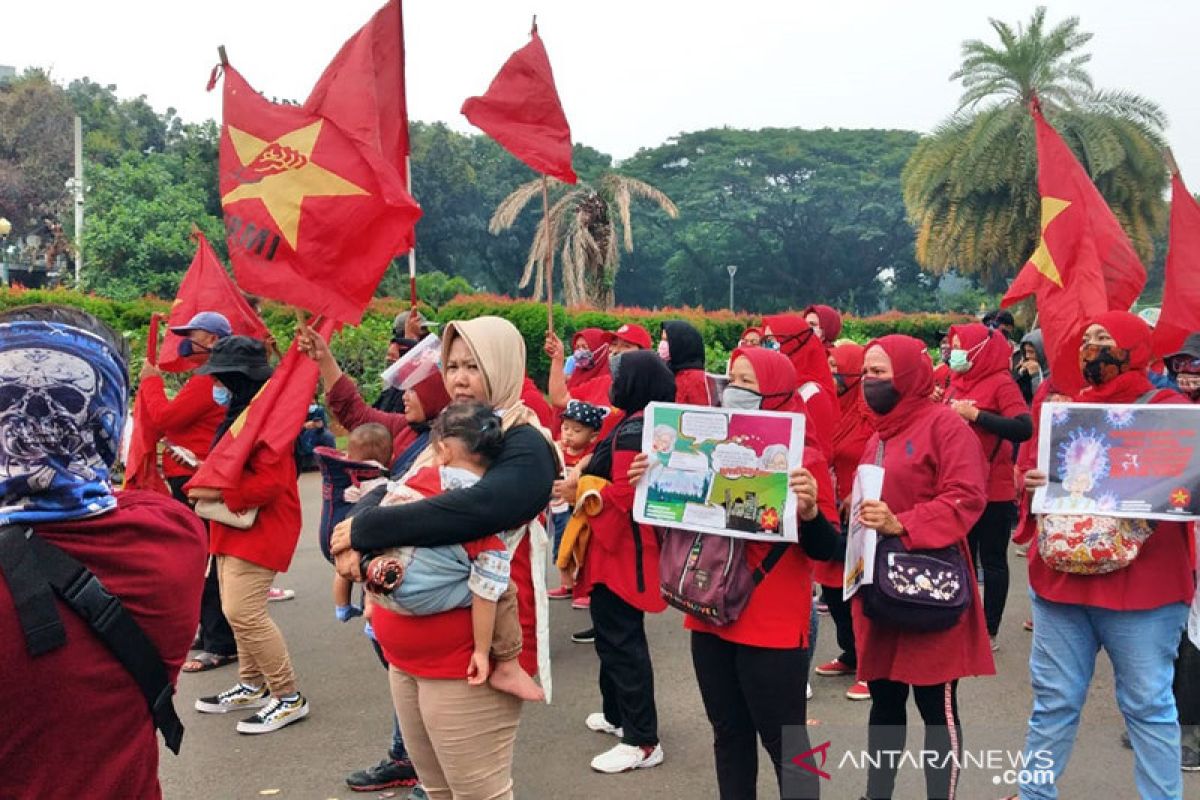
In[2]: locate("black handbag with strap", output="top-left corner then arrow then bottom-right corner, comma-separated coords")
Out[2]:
0,524 -> 185,754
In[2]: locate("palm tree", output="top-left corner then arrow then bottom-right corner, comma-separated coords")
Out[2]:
489,173 -> 678,308
902,6 -> 1168,286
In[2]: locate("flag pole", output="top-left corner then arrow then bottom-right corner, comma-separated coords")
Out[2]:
1164,147 -> 1180,178
407,154 -> 418,308
542,174 -> 554,331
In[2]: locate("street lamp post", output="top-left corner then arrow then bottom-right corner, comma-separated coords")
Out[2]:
0,217 -> 10,286
726,264 -> 738,311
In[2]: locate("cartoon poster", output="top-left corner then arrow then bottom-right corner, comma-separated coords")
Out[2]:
843,464 -> 885,600
1032,402 -> 1200,521
633,402 -> 806,542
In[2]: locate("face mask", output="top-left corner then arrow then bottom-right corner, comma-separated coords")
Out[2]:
1176,373 -> 1200,400
656,340 -> 671,362
862,377 -> 901,415
722,385 -> 763,410
212,385 -> 232,407
179,339 -> 210,358
834,373 -> 860,396
763,339 -> 781,352
1080,344 -> 1129,386
573,348 -> 594,370
948,349 -> 971,373
609,353 -> 622,378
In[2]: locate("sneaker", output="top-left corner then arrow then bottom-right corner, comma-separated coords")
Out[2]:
547,586 -> 573,600
990,635 -> 1000,652
846,681 -> 871,701
815,658 -> 854,677
816,602 -> 830,615
345,757 -> 420,792
1183,743 -> 1200,772
585,712 -> 623,737
195,682 -> 269,714
572,627 -> 596,644
267,587 -> 295,602
806,682 -> 813,700
237,693 -> 309,734
1023,619 -> 1034,632
1120,730 -> 1132,749
572,596 -> 591,610
590,743 -> 664,773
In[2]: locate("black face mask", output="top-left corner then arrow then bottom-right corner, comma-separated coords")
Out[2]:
178,339 -> 210,358
862,377 -> 901,415
835,373 -> 860,397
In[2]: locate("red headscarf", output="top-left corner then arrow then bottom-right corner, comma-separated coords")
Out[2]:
830,342 -> 873,451
410,369 -> 451,421
946,322 -> 1016,409
729,347 -> 801,412
863,335 -> 935,439
568,328 -> 610,390
741,326 -> 762,341
762,313 -> 837,397
803,304 -> 843,344
1075,310 -> 1155,403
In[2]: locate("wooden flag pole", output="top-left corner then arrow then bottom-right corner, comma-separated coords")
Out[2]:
542,174 -> 555,330
407,155 -> 418,308
1165,147 -> 1180,177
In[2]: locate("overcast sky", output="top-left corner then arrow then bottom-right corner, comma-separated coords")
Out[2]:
7,0 -> 1199,180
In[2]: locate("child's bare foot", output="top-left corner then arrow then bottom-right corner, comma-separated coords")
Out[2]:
488,659 -> 545,702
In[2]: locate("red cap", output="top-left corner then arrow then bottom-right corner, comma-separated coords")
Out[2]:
604,323 -> 652,350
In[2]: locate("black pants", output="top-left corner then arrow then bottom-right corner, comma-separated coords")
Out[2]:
821,585 -> 857,668
591,583 -> 658,747
1176,631 -> 1200,730
168,476 -> 236,657
691,631 -> 817,799
866,680 -> 961,800
966,501 -> 1013,636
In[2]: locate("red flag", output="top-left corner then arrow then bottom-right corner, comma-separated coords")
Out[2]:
1153,173 -> 1200,356
461,26 -> 577,183
159,233 -> 270,372
215,2 -> 421,324
123,315 -> 169,494
1002,104 -> 1147,394
187,319 -> 336,490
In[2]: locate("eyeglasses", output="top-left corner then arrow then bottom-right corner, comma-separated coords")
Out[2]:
1169,355 -> 1200,373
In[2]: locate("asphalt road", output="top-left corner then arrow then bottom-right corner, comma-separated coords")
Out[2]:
160,472 -> 1195,799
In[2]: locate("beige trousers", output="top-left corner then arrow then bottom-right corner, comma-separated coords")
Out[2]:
389,667 -> 522,800
217,555 -> 297,696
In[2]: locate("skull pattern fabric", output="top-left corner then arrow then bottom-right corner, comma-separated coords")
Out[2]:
0,321 -> 128,524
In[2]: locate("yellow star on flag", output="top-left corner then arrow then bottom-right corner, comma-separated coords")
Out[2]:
221,121 -> 368,249
1171,488 -> 1190,506
1027,196 -> 1072,287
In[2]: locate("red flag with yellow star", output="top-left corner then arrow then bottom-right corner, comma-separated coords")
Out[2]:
1153,172 -> 1200,357
217,38 -> 420,324
1002,103 -> 1146,393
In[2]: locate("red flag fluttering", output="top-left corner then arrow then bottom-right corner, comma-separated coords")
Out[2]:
214,0 -> 421,324
158,232 -> 269,372
122,314 -> 169,494
1002,102 -> 1147,395
187,319 -> 337,491
461,24 -> 577,184
1153,171 -> 1200,357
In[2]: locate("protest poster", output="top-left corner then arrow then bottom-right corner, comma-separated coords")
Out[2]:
843,464 -> 885,600
633,402 -> 805,542
1032,402 -> 1200,521
705,372 -> 729,406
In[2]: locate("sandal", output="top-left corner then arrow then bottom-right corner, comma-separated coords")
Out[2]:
181,651 -> 238,673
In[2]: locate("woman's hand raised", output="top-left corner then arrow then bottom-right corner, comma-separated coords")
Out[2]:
788,466 -> 820,522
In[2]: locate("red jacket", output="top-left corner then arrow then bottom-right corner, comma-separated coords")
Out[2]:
210,444 -> 302,573
852,402 -> 994,685
327,374 -> 418,462
673,368 -> 711,406
138,374 -> 225,479
522,377 -> 554,428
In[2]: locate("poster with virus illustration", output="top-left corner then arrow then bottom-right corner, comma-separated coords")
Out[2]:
633,402 -> 806,542
1033,403 -> 1200,521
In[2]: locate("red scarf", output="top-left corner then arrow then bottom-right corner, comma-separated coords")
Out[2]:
830,342 -> 873,452
863,335 -> 936,440
1074,311 -> 1156,404
730,347 -> 802,412
567,328 -> 611,390
762,313 -> 837,398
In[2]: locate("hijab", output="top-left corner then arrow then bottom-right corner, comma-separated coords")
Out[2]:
830,342 -> 873,452
1075,310 -> 1156,404
863,335 -> 936,439
568,328 -> 610,389
409,369 -> 452,427
947,322 -> 1016,403
729,347 -> 801,413
662,320 -> 706,373
762,313 -> 837,398
803,304 -> 843,344
588,350 -> 675,480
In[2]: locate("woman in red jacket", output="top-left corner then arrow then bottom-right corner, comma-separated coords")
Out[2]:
577,350 -> 675,774
761,313 -> 839,459
944,323 -> 1033,647
1014,312 -> 1194,800
813,342 -> 874,701
687,346 -> 840,799
188,336 -> 308,735
660,320 -> 712,406
853,335 -> 992,800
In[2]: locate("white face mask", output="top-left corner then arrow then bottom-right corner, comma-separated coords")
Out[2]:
722,385 -> 763,410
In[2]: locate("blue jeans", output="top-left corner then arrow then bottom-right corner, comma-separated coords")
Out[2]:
551,510 -> 570,561
1019,592 -> 1188,799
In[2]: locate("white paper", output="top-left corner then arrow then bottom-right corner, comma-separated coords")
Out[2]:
380,333 -> 441,391
843,464 -> 885,600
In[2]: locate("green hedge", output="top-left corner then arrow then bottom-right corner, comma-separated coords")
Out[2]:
0,287 -> 973,398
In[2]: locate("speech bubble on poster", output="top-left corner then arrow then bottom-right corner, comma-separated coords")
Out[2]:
681,411 -> 729,444
712,442 -> 759,473
668,452 -> 710,472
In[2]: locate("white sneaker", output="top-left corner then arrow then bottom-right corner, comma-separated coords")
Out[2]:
194,682 -> 269,714
236,693 -> 309,734
807,681 -> 814,700
590,743 -> 664,774
585,712 -> 623,737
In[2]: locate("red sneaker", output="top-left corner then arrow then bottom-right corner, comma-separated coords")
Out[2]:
814,658 -> 853,677
572,596 -> 591,610
546,586 -> 573,600
846,681 -> 871,701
